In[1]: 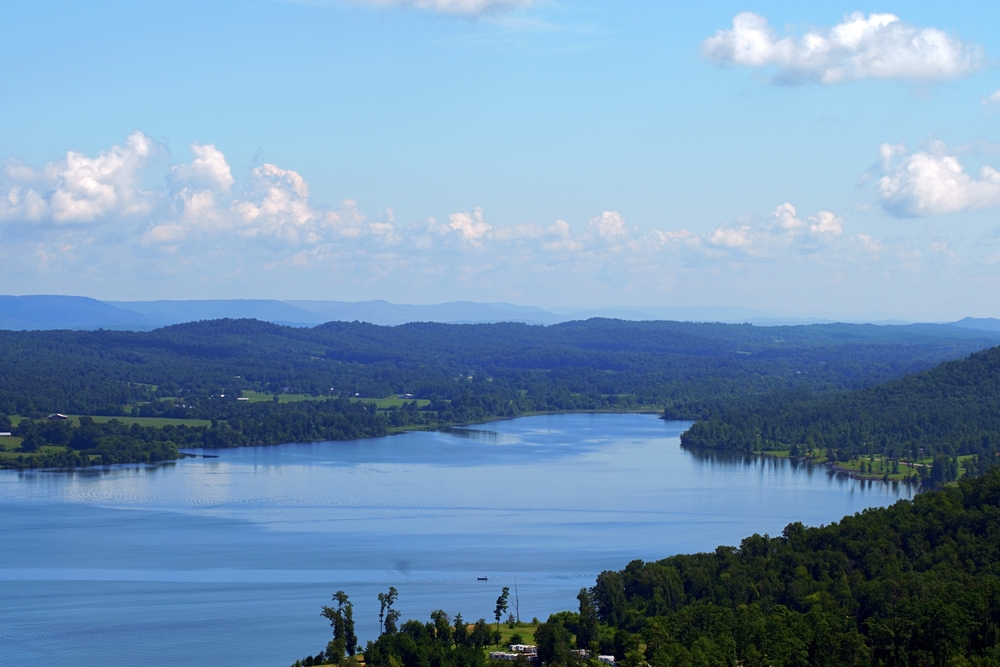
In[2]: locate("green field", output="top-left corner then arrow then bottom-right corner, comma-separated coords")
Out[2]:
241,391 -> 328,404
493,622 -> 540,646
0,435 -> 23,451
10,415 -> 211,428
781,451 -> 978,482
241,391 -> 431,409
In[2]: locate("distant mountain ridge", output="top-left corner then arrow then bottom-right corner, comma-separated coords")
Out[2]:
0,294 -> 997,331
949,317 -> 1000,332
0,296 -> 159,331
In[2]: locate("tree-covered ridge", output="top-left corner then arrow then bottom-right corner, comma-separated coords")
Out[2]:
0,318 -> 997,418
681,344 -> 1000,470
577,467 -> 1000,666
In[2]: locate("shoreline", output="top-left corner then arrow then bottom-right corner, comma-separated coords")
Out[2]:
2,409 -> 670,472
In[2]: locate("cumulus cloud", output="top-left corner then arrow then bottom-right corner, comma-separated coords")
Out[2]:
171,143 -> 234,192
650,203 -> 843,258
808,211 -> 844,235
8,133 -> 955,311
589,210 -> 627,238
707,225 -> 753,248
1,131 -> 158,224
768,202 -> 843,235
983,90 -> 1000,110
353,0 -> 531,16
448,207 -> 492,241
875,141 -> 1000,217
703,12 -> 981,84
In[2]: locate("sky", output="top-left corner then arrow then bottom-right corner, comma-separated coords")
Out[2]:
1,1 -> 1000,320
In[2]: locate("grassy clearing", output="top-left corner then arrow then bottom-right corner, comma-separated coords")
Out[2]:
493,623 -> 540,646
242,391 -> 431,409
774,451 -> 978,482
352,397 -> 432,409
9,415 -> 211,428
80,415 -> 212,427
0,436 -> 23,451
241,391 -> 328,404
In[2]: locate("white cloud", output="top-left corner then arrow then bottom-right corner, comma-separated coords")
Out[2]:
653,203 -> 843,257
809,211 -> 843,235
235,163 -> 316,240
171,143 -> 234,192
1,131 -> 158,224
703,12 -> 981,84
707,225 -> 753,248
353,0 -> 531,16
448,207 -> 492,241
9,133 -> 964,315
770,202 -> 804,230
983,89 -> 1000,110
590,210 -> 627,238
876,141 -> 1000,216
768,202 -> 843,235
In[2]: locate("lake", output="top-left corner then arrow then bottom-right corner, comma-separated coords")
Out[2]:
0,413 -> 913,666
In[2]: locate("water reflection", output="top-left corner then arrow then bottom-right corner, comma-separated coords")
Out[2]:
682,444 -> 919,497
440,427 -> 518,445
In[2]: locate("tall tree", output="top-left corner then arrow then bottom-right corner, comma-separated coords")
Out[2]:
377,586 -> 398,636
577,587 -> 598,650
452,613 -> 468,646
321,590 -> 357,658
494,587 -> 510,636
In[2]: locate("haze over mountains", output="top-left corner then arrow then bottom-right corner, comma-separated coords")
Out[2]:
0,295 -> 997,332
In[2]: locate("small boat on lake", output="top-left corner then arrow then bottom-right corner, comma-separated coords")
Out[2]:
477,576 -> 488,581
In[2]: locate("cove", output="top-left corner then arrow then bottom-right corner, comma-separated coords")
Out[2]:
0,413 -> 913,667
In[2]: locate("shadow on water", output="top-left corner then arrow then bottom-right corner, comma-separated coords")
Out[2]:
440,427 -> 519,445
15,460 -> 178,480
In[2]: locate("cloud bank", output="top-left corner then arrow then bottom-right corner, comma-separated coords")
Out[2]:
703,12 -> 982,84
0,133 -> 986,315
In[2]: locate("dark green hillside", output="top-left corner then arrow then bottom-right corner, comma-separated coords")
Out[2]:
681,344 -> 1000,475
580,467 -> 1000,666
0,318 -> 996,418
3,317 -> 1000,468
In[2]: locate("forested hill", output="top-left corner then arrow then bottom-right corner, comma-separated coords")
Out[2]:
681,343 -> 1000,470
1,317 -> 999,417
579,467 -> 1000,666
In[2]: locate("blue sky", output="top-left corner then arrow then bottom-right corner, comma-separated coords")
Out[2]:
2,0 -> 1000,320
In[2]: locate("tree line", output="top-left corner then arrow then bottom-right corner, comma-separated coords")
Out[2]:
679,344 -> 1000,478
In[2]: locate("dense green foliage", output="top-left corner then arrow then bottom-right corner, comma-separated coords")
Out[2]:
291,590 -> 498,667
5,416 -> 179,468
0,399 -> 390,469
681,345 -> 1000,472
1,318 -> 996,418
569,467 -> 1000,666
3,317 -> 999,469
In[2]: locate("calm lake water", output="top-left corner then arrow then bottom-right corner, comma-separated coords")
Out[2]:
0,414 -> 913,666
